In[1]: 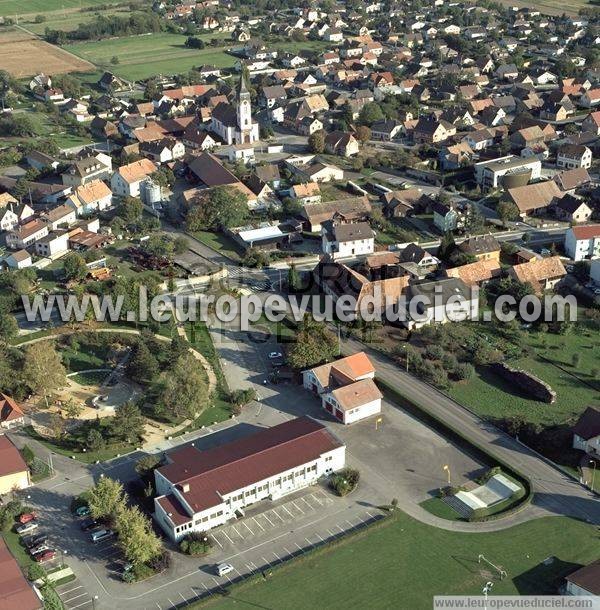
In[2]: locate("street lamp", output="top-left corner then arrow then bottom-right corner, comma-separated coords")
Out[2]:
483,581 -> 493,610
589,459 -> 597,493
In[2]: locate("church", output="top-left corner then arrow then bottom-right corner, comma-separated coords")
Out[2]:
210,75 -> 260,145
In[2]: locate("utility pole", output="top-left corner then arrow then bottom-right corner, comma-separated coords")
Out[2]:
589,459 -> 597,493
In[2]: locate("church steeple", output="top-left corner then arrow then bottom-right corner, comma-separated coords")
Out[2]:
237,71 -> 252,133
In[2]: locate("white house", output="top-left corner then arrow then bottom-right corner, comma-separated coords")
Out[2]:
474,155 -> 541,191
153,417 -> 345,541
572,406 -> 600,456
321,221 -> 374,259
66,180 -> 113,216
303,352 -> 382,425
4,250 -> 32,269
62,154 -> 112,187
34,231 -> 69,258
0,207 -> 18,232
6,219 -> 48,249
564,224 -> 600,261
110,158 -> 157,198
556,145 -> 592,170
40,204 -> 77,230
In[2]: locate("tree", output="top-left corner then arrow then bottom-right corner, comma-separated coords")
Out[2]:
287,319 -> 338,369
185,36 -> 206,49
308,129 -> 325,153
0,313 -> 18,342
497,200 -> 521,225
288,264 -> 301,292
63,252 -> 88,281
86,428 -> 104,451
110,401 -> 145,444
186,186 -> 248,230
358,102 -> 384,126
118,196 -> 143,224
127,341 -> 159,384
23,342 -> 67,407
152,353 -> 208,420
115,505 -> 162,566
87,476 -> 126,521
63,399 -> 83,420
135,455 -> 162,478
111,55 -> 119,65
354,125 -> 371,143
464,203 -> 485,233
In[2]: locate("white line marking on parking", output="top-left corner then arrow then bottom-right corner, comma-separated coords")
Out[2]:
262,513 -> 275,527
70,598 -> 92,610
179,592 -> 189,605
221,530 -> 235,545
366,511 -> 376,519
211,534 -> 223,548
310,493 -> 324,506
315,533 -> 325,542
280,505 -> 294,518
155,603 -> 161,610
291,501 -> 304,514
337,524 -> 345,533
261,556 -> 271,567
189,588 -> 200,600
212,578 -> 220,586
61,586 -> 82,595
304,538 -> 313,547
327,528 -> 337,537
230,525 -> 243,539
283,546 -> 292,556
346,520 -> 356,530
201,583 -> 209,591
166,598 -> 176,609
301,496 -> 313,510
294,543 -> 304,553
272,550 -> 281,561
63,593 -> 88,603
242,521 -> 254,536
271,509 -> 285,522
252,517 -> 265,532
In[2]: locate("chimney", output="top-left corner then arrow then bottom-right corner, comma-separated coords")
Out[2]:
182,483 -> 190,493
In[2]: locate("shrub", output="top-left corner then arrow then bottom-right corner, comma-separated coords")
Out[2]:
329,467 -> 360,496
424,345 -> 444,360
27,563 -> 45,581
453,362 -> 475,381
148,549 -> 171,572
475,466 -> 502,485
179,532 -> 213,556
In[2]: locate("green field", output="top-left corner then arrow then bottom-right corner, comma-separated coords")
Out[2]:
449,327 -> 600,428
24,7 -> 130,35
64,33 -> 235,81
0,0 -> 125,17
206,514 -> 598,610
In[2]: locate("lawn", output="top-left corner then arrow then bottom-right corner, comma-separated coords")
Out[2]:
448,326 -> 600,428
2,530 -> 34,569
0,0 -> 125,16
419,497 -> 463,521
189,230 -> 243,261
64,33 -> 235,81
24,7 -> 130,35
9,110 -> 91,150
205,514 -> 598,610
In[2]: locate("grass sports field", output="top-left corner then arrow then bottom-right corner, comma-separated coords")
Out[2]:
64,33 -> 235,81
206,514 -> 597,609
0,0 -> 124,17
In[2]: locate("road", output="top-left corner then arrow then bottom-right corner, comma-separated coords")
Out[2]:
341,337 -> 600,526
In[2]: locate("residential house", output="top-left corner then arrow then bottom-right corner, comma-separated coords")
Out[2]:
582,111 -> 600,135
66,180 -> 113,216
34,231 -> 69,258
458,235 -> 501,261
444,258 -> 502,287
0,206 -> 18,232
508,256 -> 566,293
153,417 -> 345,540
474,155 -> 541,191
110,159 -> 157,198
504,180 -> 562,217
565,224 -> 600,261
572,406 -> 600,456
321,221 -> 374,259
4,249 -> 32,269
62,154 -> 112,187
580,88 -> 600,108
412,117 -> 456,144
554,168 -> 591,193
291,182 -> 321,205
40,204 -> 77,230
433,201 -> 459,232
0,435 -> 30,494
303,352 -> 382,425
371,120 -> 403,141
382,189 -> 425,218
554,195 -> 592,223
557,145 -> 592,170
139,138 -> 185,163
6,219 -> 48,250
0,539 -> 41,610
302,197 -> 371,232
565,560 -> 600,597
0,393 -> 25,429
399,243 -> 439,270
324,131 -> 360,157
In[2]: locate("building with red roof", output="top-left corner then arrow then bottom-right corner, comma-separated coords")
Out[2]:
303,352 -> 382,424
565,224 -> 600,261
0,394 -> 25,429
153,417 -> 345,540
0,436 -> 30,495
0,538 -> 42,610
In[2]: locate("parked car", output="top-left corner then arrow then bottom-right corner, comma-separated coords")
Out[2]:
268,352 -> 283,360
80,518 -> 99,532
216,563 -> 234,577
33,549 -> 56,563
23,534 -> 47,550
91,529 -> 114,543
30,543 -> 50,556
17,522 -> 39,535
18,512 -> 36,524
74,506 -> 91,517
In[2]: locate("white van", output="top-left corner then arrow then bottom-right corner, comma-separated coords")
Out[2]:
91,529 -> 114,543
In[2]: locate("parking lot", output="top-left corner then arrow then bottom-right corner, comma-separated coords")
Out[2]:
56,578 -> 95,610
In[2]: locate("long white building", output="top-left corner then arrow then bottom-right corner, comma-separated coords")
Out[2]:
564,224 -> 600,261
153,417 -> 345,541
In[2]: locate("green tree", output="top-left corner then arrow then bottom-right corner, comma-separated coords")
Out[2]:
127,341 -> 159,384
87,476 -> 126,521
63,252 -> 88,281
0,313 -> 18,342
152,353 -> 208,420
115,505 -> 162,566
287,319 -> 338,369
63,399 -> 83,420
135,455 -> 162,478
110,401 -> 145,444
119,196 -> 143,224
86,428 -> 105,451
308,129 -> 325,153
359,102 -> 384,126
186,186 -> 248,230
23,342 -> 67,407
497,200 -> 521,225
111,55 -> 119,65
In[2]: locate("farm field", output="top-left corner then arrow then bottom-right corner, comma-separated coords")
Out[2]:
494,0 -> 590,16
64,33 -> 235,81
0,28 -> 93,77
0,0 -> 125,17
207,514 -> 598,610
24,7 -> 130,35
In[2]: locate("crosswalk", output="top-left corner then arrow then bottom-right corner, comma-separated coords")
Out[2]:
226,266 -> 271,292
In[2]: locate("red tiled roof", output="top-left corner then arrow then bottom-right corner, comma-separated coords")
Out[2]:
157,417 -> 343,514
0,539 -> 41,610
572,406 -> 600,440
0,436 -> 28,478
571,224 -> 600,240
156,493 -> 192,526
0,394 -> 23,423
